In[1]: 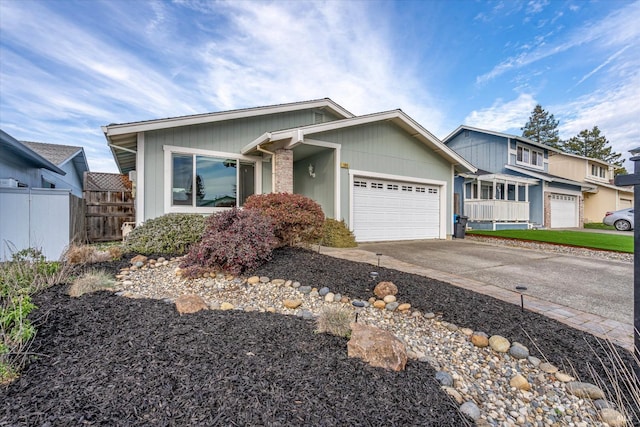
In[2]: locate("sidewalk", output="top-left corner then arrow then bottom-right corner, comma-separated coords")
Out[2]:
319,246 -> 634,351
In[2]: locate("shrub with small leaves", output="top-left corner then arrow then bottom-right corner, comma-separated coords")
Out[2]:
321,219 -> 357,248
179,208 -> 277,276
124,214 -> 206,255
315,306 -> 353,338
244,193 -> 324,247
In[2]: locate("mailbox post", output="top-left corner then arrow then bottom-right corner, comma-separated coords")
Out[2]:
614,147 -> 640,379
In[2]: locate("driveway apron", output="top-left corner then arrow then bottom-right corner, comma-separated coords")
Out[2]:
321,239 -> 633,350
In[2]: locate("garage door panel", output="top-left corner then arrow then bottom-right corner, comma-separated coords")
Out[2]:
550,194 -> 578,228
353,177 -> 440,242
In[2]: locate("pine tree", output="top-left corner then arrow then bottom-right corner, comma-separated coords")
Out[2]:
521,104 -> 562,149
564,126 -> 627,175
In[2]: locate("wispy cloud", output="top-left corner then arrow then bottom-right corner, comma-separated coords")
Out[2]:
476,1 -> 640,84
463,93 -> 537,132
572,44 -> 632,88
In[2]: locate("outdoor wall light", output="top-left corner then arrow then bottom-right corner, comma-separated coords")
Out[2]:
308,164 -> 316,178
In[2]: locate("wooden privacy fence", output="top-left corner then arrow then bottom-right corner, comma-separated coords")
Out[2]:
84,172 -> 135,242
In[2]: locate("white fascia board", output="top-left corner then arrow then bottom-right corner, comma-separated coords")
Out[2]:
104,99 -> 354,137
241,132 -> 272,154
584,178 -> 634,193
551,150 -> 615,167
446,125 -> 561,153
263,111 -> 476,173
508,165 -> 583,188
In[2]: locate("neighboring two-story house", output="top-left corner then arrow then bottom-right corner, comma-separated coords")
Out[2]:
548,151 -> 633,223
443,126 -> 587,230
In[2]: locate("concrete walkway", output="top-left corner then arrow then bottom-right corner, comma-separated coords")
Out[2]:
318,244 -> 634,351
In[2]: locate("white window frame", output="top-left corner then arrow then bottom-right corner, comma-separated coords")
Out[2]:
163,145 -> 262,214
516,144 -> 544,170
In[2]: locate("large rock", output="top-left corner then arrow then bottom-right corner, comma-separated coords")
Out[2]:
374,281 -> 398,298
347,323 -> 407,371
130,254 -> 148,265
175,294 -> 208,315
599,408 -> 627,426
565,381 -> 605,399
489,335 -> 510,353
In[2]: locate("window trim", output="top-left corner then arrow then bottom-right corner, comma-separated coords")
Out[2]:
163,145 -> 262,214
516,144 -> 544,169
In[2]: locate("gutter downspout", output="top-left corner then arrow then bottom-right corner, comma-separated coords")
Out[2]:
257,144 -> 276,193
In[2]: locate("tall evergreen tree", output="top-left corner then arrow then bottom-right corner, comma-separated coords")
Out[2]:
564,126 -> 627,175
521,104 -> 562,149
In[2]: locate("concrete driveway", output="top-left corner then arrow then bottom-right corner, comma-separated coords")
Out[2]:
357,239 -> 633,325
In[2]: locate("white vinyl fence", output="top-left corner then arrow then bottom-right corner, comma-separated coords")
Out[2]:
0,188 -> 84,261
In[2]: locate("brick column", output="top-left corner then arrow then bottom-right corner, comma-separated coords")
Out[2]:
543,192 -> 551,228
274,148 -> 293,193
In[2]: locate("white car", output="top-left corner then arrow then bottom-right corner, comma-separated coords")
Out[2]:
603,208 -> 634,231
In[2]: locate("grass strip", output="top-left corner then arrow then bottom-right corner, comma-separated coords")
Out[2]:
467,229 -> 633,253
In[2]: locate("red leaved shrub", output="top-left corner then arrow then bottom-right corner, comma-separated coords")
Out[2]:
244,193 -> 325,247
179,208 -> 277,276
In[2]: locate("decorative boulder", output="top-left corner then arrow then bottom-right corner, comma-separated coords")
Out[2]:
347,322 -> 407,371
374,281 -> 398,298
130,254 -> 148,265
175,294 -> 208,315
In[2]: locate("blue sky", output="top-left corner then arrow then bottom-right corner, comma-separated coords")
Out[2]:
1,0 -> 639,172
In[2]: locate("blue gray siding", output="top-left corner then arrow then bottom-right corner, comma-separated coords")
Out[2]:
446,130 -> 509,173
142,109 -> 334,221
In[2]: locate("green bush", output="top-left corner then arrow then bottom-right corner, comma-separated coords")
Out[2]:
0,248 -> 71,384
179,208 -> 277,276
244,193 -> 325,247
321,219 -> 357,248
124,214 -> 206,255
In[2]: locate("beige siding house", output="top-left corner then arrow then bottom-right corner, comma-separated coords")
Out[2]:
548,151 -> 633,223
103,99 -> 475,242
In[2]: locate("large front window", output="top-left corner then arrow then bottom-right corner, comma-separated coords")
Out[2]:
171,153 -> 255,209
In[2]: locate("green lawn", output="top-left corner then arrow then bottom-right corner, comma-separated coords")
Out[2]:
583,222 -> 615,231
466,229 -> 633,253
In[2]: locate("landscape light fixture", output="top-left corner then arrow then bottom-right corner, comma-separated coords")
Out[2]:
369,271 -> 379,282
515,286 -> 528,312
376,253 -> 382,267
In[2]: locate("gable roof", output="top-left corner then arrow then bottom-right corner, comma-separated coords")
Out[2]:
21,141 -> 84,166
21,140 -> 89,179
443,125 -> 562,153
505,164 -> 594,191
103,98 -> 355,174
242,109 -> 476,173
548,150 -> 616,167
0,129 -> 65,175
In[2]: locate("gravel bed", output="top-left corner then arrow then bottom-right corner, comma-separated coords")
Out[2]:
1,248 -> 637,426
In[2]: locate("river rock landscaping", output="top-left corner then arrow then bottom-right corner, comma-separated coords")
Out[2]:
1,247 -> 637,426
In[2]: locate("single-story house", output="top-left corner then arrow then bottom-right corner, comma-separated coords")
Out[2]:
442,125 -> 589,230
0,129 -> 89,260
548,151 -> 633,223
103,98 -> 475,241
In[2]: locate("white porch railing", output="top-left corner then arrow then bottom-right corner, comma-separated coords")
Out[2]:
464,200 -> 529,222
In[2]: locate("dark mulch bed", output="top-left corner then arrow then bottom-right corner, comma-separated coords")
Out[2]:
1,247 -> 637,426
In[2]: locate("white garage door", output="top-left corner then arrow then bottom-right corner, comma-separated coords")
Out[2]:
352,177 -> 440,242
550,193 -> 578,228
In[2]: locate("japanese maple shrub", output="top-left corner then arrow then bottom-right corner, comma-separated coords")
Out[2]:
179,208 -> 277,276
243,193 -> 325,247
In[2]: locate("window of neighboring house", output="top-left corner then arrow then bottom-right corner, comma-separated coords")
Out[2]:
170,152 -> 255,209
590,164 -> 607,179
516,145 -> 543,169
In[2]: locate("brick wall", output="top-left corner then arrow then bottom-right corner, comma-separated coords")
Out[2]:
274,148 -> 293,193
